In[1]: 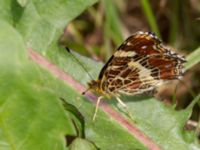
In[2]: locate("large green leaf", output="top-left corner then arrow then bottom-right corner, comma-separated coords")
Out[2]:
0,0 -> 98,52
0,20 -> 76,150
1,0 -> 200,150
0,0 -> 98,149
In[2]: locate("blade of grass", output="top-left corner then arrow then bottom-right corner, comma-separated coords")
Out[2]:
103,0 -> 123,45
185,47 -> 200,70
140,0 -> 161,38
181,1 -> 194,44
168,0 -> 179,45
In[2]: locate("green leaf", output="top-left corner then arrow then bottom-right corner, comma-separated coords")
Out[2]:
103,0 -> 123,45
0,0 -> 98,51
69,138 -> 97,150
0,0 -> 98,149
0,20 -> 76,150
17,0 -> 28,7
61,98 -> 85,138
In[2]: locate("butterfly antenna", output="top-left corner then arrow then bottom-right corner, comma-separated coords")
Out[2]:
82,88 -> 91,95
65,47 -> 94,81
65,47 -> 94,95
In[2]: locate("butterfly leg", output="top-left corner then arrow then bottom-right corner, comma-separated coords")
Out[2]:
116,97 -> 134,120
116,96 -> 126,108
93,96 -> 103,121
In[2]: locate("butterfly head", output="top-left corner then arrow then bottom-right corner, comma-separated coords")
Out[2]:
88,80 -> 102,93
82,80 -> 106,95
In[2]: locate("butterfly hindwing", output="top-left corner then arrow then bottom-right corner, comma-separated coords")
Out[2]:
98,31 -> 186,95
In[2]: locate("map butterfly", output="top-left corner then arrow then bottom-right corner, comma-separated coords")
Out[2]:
83,31 -> 186,120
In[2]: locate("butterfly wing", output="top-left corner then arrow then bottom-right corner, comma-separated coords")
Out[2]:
99,31 -> 186,95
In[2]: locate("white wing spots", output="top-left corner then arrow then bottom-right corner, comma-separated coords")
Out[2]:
134,31 -> 160,41
128,61 -> 152,80
148,32 -> 155,38
128,61 -> 162,87
177,55 -> 186,62
169,50 -> 175,55
153,45 -> 157,50
137,31 -> 145,35
114,50 -> 136,57
164,64 -> 172,69
127,42 -> 132,46
178,76 -> 183,80
165,49 -> 186,62
141,45 -> 147,49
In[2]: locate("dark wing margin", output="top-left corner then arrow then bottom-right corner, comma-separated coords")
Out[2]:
98,55 -> 114,80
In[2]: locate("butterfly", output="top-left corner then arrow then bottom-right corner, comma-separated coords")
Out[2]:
83,31 -> 186,121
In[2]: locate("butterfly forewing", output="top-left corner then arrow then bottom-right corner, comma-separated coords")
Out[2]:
98,31 -> 186,95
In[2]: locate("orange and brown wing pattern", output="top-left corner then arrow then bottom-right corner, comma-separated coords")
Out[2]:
98,31 -> 186,95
